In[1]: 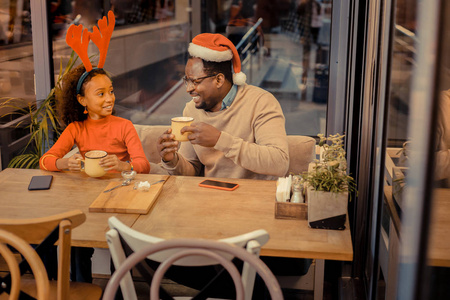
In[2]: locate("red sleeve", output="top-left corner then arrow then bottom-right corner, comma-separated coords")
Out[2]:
122,122 -> 151,174
39,124 -> 77,171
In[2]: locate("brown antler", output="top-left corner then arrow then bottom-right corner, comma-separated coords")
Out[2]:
66,24 -> 93,72
91,10 -> 115,68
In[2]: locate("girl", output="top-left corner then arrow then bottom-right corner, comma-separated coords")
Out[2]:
39,64 -> 150,174
40,10 -> 149,174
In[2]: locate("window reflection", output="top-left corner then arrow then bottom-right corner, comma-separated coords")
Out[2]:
0,0 -> 32,45
426,1 -> 450,298
111,0 -> 175,26
49,1 -> 189,126
202,0 -> 332,136
384,0 -> 416,217
0,0 -> 34,170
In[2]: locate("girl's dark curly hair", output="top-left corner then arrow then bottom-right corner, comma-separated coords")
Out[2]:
55,64 -> 110,127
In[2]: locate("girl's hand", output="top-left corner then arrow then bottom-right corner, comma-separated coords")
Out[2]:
56,154 -> 83,171
68,154 -> 83,171
99,155 -> 130,172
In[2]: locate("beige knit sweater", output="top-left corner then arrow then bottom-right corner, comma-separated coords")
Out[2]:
162,84 -> 289,180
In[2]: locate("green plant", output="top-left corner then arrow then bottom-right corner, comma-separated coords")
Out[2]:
300,133 -> 357,194
0,52 -> 78,168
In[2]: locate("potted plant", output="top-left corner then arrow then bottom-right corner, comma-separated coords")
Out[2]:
300,133 -> 357,230
0,52 -> 78,168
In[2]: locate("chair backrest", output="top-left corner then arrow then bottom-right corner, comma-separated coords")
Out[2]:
106,216 -> 271,300
134,124 -> 169,164
0,229 -> 50,300
286,135 -> 316,175
0,210 -> 86,300
103,237 -> 283,300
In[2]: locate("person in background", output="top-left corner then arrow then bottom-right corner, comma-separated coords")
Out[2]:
39,11 -> 150,283
297,0 -> 324,87
157,33 -> 289,180
435,89 -> 450,187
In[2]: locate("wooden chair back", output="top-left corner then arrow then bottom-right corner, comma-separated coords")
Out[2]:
0,210 -> 102,300
0,229 -> 50,300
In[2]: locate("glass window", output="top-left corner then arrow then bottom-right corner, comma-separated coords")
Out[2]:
50,0 -> 190,126
202,0 -> 332,136
425,0 -> 450,298
382,0 -> 450,299
47,0 -> 332,135
0,0 -> 34,169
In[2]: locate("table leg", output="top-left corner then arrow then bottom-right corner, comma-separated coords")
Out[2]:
314,259 -> 325,300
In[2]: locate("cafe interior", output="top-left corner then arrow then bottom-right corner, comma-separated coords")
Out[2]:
0,0 -> 449,299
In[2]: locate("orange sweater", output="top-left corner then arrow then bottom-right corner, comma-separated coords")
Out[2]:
39,115 -> 150,173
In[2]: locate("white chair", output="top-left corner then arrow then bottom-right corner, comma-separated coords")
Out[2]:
105,216 -> 272,300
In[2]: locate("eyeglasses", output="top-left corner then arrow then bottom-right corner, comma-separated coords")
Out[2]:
182,74 -> 218,87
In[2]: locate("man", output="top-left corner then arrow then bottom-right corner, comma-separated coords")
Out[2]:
157,33 -> 289,180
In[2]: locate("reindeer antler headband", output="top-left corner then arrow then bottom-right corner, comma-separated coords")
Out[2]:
65,10 -> 115,95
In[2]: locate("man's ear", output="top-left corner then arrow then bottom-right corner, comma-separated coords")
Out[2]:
215,73 -> 226,88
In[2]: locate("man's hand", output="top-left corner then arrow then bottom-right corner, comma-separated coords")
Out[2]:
182,122 -> 221,147
157,128 -> 179,162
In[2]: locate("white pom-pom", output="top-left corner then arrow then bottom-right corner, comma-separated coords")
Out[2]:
233,72 -> 247,85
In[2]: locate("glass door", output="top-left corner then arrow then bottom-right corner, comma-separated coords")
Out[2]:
368,0 -> 450,299
200,0 -> 336,136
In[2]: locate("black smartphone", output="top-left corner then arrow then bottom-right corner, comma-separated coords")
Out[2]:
198,179 -> 239,191
28,175 -> 53,190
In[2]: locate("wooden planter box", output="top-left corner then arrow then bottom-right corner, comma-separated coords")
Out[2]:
274,201 -> 307,220
306,187 -> 348,230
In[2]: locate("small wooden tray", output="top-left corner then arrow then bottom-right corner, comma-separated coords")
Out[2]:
275,201 -> 307,220
89,178 -> 167,214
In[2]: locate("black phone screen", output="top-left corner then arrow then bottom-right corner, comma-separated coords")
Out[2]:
198,179 -> 239,191
28,175 -> 53,190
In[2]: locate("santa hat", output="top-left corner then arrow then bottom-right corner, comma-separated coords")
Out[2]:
188,33 -> 247,85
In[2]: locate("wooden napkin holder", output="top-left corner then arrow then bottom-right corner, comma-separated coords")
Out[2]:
274,201 -> 307,220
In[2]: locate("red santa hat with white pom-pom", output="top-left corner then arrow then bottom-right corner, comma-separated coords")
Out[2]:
188,33 -> 247,85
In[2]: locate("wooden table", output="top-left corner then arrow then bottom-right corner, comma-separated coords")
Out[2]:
0,168 -> 167,248
132,175 -> 353,300
0,168 -> 353,300
384,186 -> 450,267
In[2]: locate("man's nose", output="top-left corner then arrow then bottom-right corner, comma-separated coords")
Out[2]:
186,82 -> 195,92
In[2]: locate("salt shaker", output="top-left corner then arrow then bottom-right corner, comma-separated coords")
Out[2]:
291,176 -> 303,203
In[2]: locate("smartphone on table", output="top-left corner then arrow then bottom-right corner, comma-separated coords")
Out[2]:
28,175 -> 53,190
198,179 -> 239,191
